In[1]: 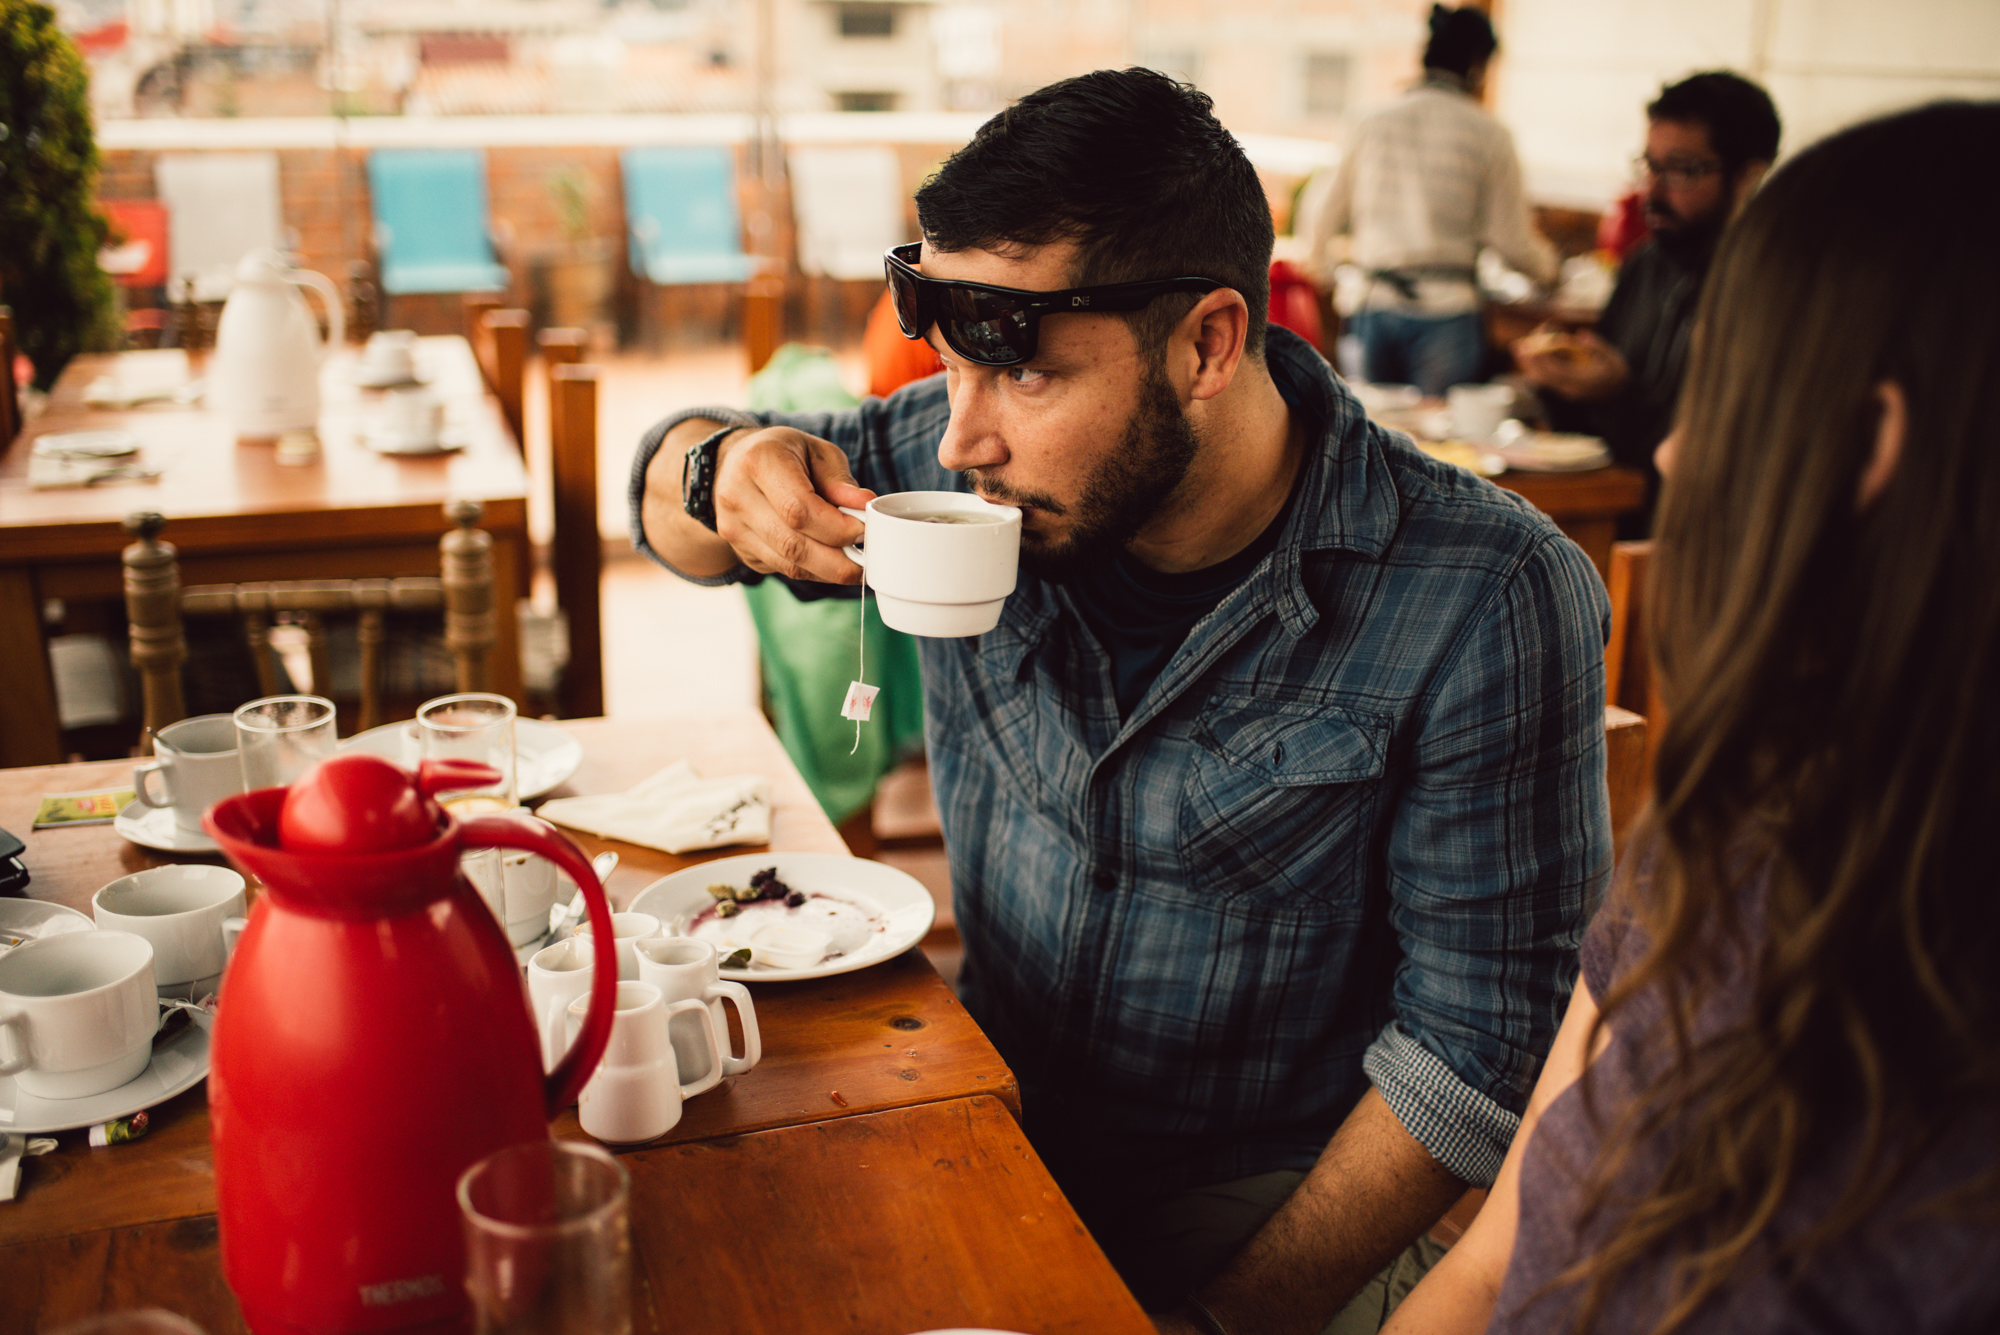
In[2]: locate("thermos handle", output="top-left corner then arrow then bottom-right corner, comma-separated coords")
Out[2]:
289,266 -> 346,358
458,816 -> 620,1116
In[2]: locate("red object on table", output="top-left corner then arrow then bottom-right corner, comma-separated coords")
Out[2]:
98,198 -> 170,288
1268,259 -> 1325,351
202,757 -> 622,1335
1598,190 -> 1650,262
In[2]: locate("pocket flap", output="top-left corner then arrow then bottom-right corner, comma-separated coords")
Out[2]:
1192,699 -> 1390,787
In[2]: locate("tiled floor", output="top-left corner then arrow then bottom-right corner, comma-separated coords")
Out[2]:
536,340 -> 957,983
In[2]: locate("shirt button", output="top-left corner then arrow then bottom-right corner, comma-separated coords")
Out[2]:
1092,870 -> 1116,891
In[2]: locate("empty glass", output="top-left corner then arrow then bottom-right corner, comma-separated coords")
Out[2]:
233,695 -> 338,790
458,1139 -> 631,1335
420,693 -> 519,918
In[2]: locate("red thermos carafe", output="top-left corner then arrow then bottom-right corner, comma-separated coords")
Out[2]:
204,753 -> 621,1334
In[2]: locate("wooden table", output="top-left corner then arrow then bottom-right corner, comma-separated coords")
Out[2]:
1492,465 -> 1647,581
0,712 -> 1131,1335
0,338 -> 530,769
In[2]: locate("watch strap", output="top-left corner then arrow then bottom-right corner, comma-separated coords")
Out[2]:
681,424 -> 736,532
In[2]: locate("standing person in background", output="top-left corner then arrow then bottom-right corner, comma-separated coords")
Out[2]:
1514,72 -> 1779,536
1304,5 -> 1557,396
1385,100 -> 2000,1335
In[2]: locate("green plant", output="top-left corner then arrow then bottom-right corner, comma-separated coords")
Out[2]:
0,0 -> 117,389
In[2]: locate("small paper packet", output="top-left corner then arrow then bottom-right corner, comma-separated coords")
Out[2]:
33,789 -> 134,829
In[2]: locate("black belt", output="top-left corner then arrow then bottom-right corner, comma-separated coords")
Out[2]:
1368,266 -> 1477,302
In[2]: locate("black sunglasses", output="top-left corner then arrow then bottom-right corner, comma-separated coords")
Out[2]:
884,242 -> 1226,367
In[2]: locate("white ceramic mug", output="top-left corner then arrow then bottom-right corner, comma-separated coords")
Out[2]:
527,936 -> 596,1072
359,329 -> 417,383
383,386 -> 444,445
134,714 -> 244,833
1446,382 -> 1514,441
498,814 -> 561,948
0,931 -> 158,1100
837,491 -> 1021,638
636,935 -> 761,1082
92,864 -> 248,1002
568,982 -> 722,1143
573,912 -> 659,982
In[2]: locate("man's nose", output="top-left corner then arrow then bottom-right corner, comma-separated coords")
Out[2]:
936,376 -> 1007,473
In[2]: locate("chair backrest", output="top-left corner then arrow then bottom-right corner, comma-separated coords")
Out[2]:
786,145 -> 904,281
545,351 -> 604,720
154,152 -> 285,302
1605,539 -> 1662,791
366,149 -> 510,297
1605,704 -> 1648,859
122,502 -> 497,744
620,146 -> 758,285
468,306 -> 529,448
0,307 -> 19,446
98,198 -> 172,290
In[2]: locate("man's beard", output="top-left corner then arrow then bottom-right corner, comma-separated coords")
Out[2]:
965,359 -> 1202,584
1647,198 -> 1728,267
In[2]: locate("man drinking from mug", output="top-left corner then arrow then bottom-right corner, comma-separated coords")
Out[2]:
631,69 -> 1609,1335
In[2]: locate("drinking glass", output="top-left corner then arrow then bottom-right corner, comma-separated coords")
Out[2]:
420,693 -> 518,918
233,695 -> 338,790
458,1139 -> 632,1335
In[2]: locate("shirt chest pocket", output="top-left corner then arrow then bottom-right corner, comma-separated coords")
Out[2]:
1179,700 -> 1390,913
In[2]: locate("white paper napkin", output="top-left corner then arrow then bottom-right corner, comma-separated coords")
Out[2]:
536,761 -> 771,854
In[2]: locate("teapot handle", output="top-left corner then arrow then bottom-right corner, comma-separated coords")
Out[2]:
458,815 -> 618,1116
288,267 -> 346,359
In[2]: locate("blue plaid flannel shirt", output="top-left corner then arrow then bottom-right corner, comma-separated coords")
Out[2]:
633,328 -> 1611,1194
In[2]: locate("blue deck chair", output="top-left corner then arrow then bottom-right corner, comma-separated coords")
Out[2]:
621,146 -> 759,285
366,149 -> 510,296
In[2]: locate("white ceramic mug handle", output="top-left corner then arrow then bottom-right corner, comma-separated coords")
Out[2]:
707,980 -> 761,1075
838,505 -> 867,566
0,1008 -> 28,1076
134,759 -> 173,810
665,997 -> 722,1098
544,996 -> 575,1076
222,916 -> 248,955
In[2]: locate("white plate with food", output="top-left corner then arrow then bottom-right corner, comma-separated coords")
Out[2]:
0,900 -> 95,952
1494,431 -> 1611,472
32,430 -> 141,460
0,1013 -> 209,1135
628,853 -> 935,983
339,718 -> 584,801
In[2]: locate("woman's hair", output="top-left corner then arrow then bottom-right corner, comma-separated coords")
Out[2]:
1422,5 -> 1496,79
1562,100 -> 2000,1333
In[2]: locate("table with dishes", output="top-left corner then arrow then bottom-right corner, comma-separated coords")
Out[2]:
0,708 -> 1151,1334
0,336 -> 531,770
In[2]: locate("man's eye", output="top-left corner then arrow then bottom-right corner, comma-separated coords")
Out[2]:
1006,365 -> 1047,385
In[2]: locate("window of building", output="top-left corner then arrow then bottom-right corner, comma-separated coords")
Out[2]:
835,90 -> 899,111
1304,51 -> 1352,118
837,4 -> 897,38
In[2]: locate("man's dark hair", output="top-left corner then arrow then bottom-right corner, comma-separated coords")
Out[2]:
914,67 -> 1273,360
1648,72 -> 1782,178
1422,5 -> 1497,79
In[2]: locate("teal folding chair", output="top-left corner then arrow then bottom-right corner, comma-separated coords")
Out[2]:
620,146 -> 759,285
366,149 -> 510,297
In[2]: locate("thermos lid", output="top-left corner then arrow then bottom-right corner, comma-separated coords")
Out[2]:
279,753 -> 498,855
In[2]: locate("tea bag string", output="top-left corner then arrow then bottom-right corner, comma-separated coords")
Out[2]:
852,568 -> 867,755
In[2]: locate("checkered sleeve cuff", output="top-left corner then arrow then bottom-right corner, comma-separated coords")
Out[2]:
1364,1021 -> 1521,1187
628,407 -> 763,586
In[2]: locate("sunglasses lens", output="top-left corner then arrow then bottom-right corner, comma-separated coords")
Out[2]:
936,288 -> 1032,365
886,260 -> 926,341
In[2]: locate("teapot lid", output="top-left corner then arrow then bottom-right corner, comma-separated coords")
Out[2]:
280,753 -> 499,855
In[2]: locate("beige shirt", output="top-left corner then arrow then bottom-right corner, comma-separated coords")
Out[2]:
1306,79 -> 1557,315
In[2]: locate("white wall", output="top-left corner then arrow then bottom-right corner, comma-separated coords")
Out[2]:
1492,0 -> 2000,208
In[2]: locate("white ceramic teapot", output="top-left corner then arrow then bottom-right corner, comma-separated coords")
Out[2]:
210,249 -> 345,440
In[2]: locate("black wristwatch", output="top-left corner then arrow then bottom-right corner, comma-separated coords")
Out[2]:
681,425 -> 736,531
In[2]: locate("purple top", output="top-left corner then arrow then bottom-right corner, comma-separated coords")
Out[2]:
1489,893 -> 2000,1332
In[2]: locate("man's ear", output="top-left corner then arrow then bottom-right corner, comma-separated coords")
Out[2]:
1178,289 -> 1250,403
1730,160 -> 1771,217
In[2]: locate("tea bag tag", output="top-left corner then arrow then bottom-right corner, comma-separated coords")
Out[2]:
841,681 -> 879,723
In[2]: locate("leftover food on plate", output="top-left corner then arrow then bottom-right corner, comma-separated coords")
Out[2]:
688,867 -> 886,970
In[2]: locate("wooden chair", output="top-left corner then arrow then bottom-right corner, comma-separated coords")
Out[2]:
1605,540 -> 1662,797
542,337 -> 604,720
123,501 -> 496,746
0,306 -> 20,446
467,304 -> 529,449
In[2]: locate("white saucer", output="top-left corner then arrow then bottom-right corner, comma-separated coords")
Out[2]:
366,428 -> 466,457
354,368 -> 427,390
339,718 -> 584,801
0,1017 -> 209,1135
114,801 -> 220,854
33,430 -> 141,459
0,900 -> 95,949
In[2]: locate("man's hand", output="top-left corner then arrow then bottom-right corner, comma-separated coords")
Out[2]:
637,418 -> 875,583
1512,324 -> 1629,402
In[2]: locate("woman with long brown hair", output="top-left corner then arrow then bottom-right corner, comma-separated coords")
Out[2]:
1382,100 -> 2000,1333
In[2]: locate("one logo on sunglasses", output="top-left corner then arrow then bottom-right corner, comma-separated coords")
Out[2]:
1071,296 -> 1091,308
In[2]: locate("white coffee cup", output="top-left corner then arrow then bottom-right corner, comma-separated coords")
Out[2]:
838,491 -> 1021,638
527,936 -> 596,1072
635,935 -> 761,1082
568,981 -> 721,1143
573,912 -> 660,981
1446,382 -> 1514,441
0,931 -> 158,1100
134,713 -> 245,833
494,812 -> 562,948
382,386 -> 444,446
92,864 -> 248,1002
359,329 -> 417,384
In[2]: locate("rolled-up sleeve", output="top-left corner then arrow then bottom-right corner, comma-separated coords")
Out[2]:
1372,530 -> 1611,1184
